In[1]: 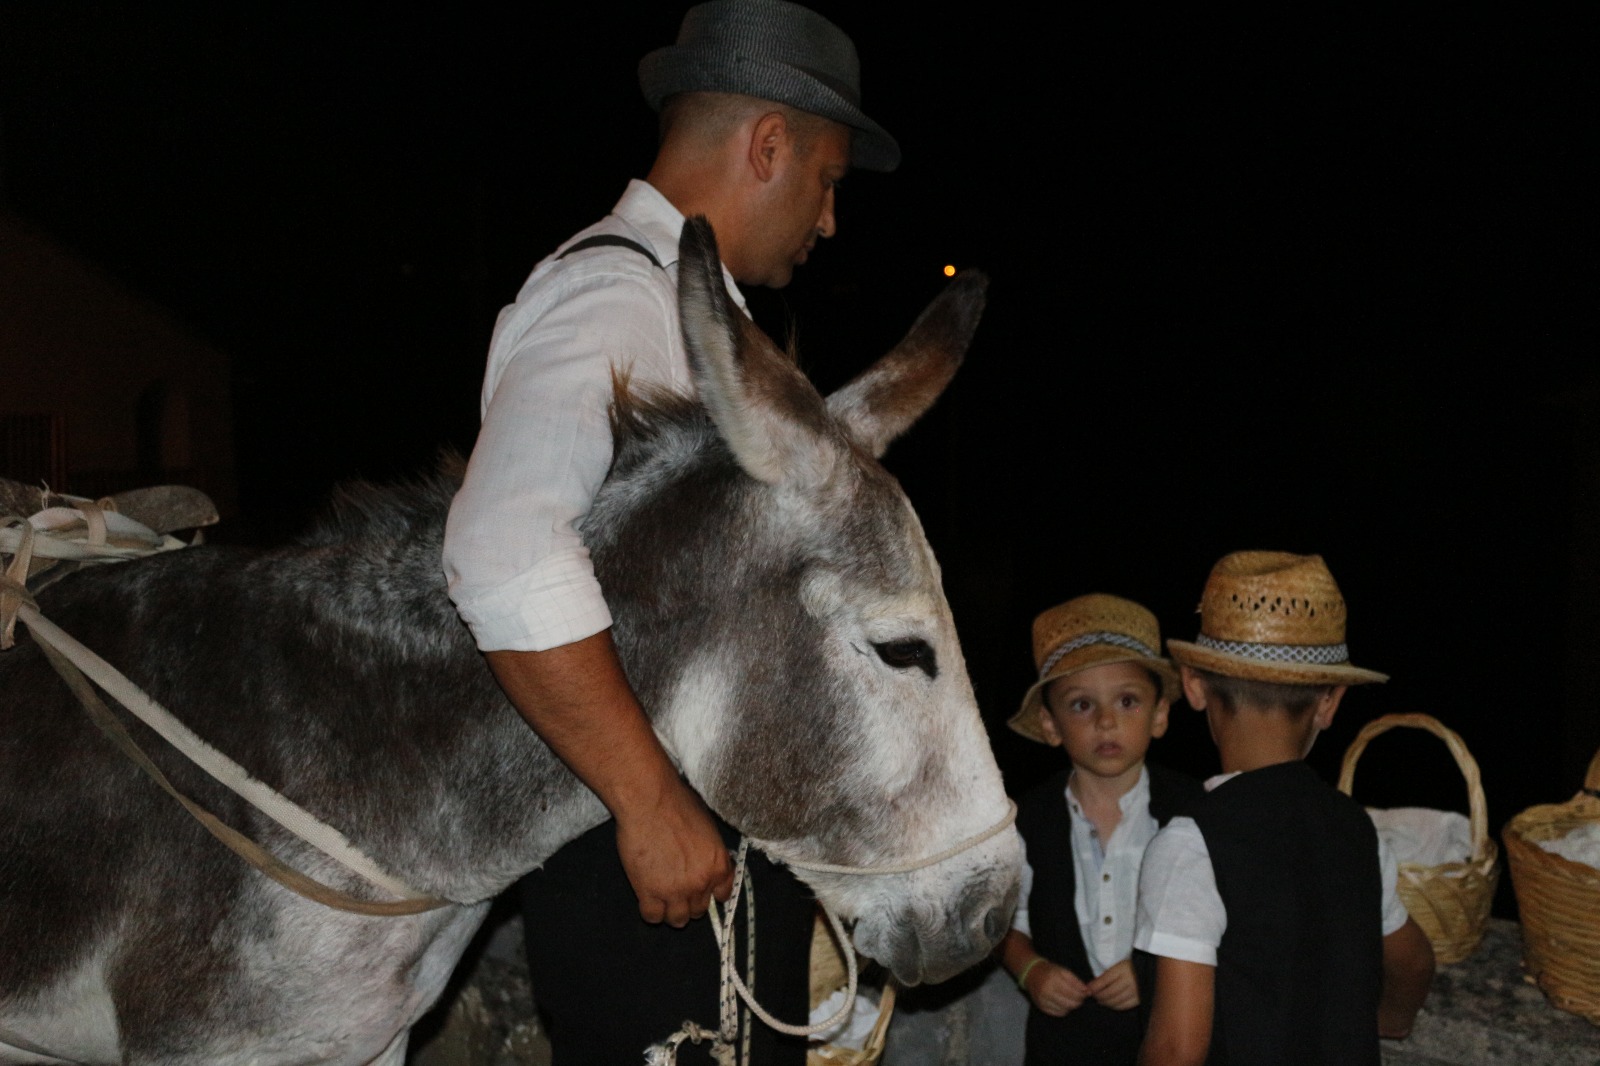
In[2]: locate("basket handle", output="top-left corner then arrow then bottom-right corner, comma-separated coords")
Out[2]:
1337,712 -> 1488,859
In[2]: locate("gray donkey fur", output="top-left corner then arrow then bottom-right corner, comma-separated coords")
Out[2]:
0,219 -> 1019,1065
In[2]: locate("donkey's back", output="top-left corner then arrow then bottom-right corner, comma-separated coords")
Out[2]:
0,479 -> 568,1065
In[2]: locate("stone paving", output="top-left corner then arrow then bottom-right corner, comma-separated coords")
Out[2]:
408,912 -> 1600,1065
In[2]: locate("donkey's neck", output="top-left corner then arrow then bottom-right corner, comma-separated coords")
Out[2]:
263,516 -> 615,903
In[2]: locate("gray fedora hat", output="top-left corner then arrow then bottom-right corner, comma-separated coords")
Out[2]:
639,0 -> 900,172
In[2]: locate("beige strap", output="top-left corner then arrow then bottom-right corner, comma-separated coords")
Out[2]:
0,517 -> 37,648
20,604 -> 451,916
754,799 -> 1018,876
1,500 -> 190,649
4,497 -> 449,917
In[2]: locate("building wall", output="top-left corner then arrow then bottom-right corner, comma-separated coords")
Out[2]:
0,211 -> 237,515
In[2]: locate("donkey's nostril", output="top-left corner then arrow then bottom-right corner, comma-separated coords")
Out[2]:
978,903 -> 1006,947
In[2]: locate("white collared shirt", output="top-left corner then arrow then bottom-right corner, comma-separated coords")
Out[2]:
443,180 -> 749,652
1012,765 -> 1159,977
1132,772 -> 1411,967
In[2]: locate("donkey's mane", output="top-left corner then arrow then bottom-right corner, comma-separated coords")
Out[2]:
294,462 -> 463,550
607,380 -> 722,482
291,381 -> 720,557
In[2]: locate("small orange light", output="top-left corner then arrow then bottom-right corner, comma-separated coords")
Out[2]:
943,264 -> 956,277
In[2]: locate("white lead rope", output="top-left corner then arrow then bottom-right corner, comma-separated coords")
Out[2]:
647,800 -> 1018,1064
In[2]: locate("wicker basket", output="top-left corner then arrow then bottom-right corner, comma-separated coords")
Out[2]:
806,983 -> 896,1066
1504,747 -> 1600,1025
807,911 -> 896,1065
1338,712 -> 1499,964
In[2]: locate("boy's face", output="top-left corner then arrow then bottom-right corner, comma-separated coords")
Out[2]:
1039,661 -> 1170,781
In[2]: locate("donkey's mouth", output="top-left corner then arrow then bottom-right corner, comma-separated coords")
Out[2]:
855,920 -> 927,986
854,896 -> 1012,986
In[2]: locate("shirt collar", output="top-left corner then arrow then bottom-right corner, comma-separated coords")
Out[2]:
1065,763 -> 1152,815
613,179 -> 749,312
1203,770 -> 1242,791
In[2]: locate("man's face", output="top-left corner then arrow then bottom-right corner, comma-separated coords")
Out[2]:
744,120 -> 851,288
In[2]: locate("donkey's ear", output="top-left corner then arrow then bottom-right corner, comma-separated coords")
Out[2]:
678,217 -> 842,488
826,271 -> 988,458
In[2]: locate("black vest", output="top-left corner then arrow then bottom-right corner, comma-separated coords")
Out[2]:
1190,761 -> 1384,1066
1016,763 -> 1204,1065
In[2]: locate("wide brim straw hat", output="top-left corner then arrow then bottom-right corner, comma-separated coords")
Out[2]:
1167,551 -> 1389,686
1007,593 -> 1180,745
638,0 -> 901,172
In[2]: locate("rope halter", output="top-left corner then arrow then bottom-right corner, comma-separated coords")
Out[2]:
647,799 -> 1018,1064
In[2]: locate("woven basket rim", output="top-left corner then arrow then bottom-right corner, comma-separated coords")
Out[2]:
1395,837 -> 1499,880
1504,802 -> 1600,885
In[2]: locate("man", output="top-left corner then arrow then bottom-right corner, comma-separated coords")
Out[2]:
442,1 -> 899,1060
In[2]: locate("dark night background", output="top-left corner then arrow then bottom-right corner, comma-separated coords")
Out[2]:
2,5 -> 1592,920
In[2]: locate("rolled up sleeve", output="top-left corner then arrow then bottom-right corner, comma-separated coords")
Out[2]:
443,268 -> 681,652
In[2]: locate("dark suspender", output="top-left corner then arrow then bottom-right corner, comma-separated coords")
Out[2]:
557,234 -> 663,269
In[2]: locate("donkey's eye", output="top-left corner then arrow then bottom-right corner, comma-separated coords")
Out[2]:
872,639 -> 937,679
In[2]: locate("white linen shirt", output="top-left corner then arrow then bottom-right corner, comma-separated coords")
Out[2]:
1132,771 -> 1411,967
1012,766 -> 1160,977
443,180 -> 749,652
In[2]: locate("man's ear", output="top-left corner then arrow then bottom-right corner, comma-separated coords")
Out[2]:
1179,666 -> 1209,711
748,111 -> 790,183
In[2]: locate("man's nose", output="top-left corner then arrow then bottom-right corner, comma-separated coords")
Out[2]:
816,187 -> 837,239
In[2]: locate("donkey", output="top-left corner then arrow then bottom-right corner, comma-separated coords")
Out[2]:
0,219 -> 1020,1065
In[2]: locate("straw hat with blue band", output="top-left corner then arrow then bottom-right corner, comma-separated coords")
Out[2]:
1166,551 -> 1389,687
638,0 -> 901,173
1008,594 -> 1180,745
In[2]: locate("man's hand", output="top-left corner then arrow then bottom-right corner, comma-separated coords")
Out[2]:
486,632 -> 732,924
1087,957 -> 1141,1011
614,774 -> 734,926
1026,960 -> 1091,1017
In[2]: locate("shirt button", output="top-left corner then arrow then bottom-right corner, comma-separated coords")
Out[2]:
1104,916 -> 1113,924
1102,873 -> 1111,882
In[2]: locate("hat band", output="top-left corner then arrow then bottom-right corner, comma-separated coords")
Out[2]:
1194,633 -> 1350,666
791,62 -> 861,106
1039,631 -> 1158,679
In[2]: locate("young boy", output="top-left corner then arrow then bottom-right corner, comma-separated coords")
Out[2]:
1000,594 -> 1205,1065
1134,551 -> 1436,1066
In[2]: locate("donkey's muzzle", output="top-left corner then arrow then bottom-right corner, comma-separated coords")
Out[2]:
855,832 -> 1022,986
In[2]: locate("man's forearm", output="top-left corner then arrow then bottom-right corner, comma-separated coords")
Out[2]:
485,631 -> 733,925
486,632 -> 679,815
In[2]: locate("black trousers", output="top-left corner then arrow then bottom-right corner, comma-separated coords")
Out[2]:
520,814 -> 813,1065
1024,997 -> 1143,1065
